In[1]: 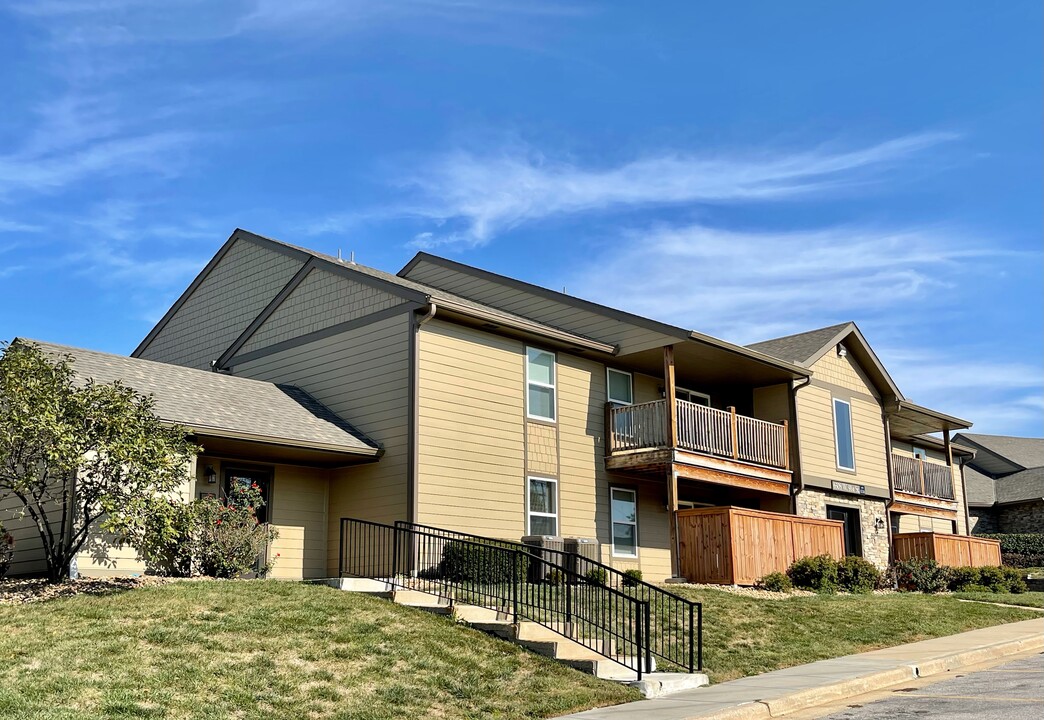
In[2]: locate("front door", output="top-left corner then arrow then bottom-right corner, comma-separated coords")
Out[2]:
224,467 -> 272,524
826,505 -> 862,556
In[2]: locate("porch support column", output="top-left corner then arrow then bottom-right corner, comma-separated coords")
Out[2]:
664,345 -> 684,580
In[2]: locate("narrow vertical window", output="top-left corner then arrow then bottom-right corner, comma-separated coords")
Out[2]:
610,487 -> 638,557
527,477 -> 558,535
833,398 -> 855,471
526,347 -> 556,421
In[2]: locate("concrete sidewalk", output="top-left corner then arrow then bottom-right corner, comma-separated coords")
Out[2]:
559,618 -> 1044,720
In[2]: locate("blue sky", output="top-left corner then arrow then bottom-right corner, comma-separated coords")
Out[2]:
0,1 -> 1041,436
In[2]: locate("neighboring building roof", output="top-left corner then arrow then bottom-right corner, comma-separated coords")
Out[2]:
956,433 -> 1044,472
963,466 -> 997,507
24,340 -> 380,457
995,467 -> 1044,505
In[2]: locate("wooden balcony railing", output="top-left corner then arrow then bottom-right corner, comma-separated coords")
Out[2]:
607,399 -> 790,470
891,453 -> 955,500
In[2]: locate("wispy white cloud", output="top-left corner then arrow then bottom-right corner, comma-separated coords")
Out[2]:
563,221 -> 1026,343
387,133 -> 959,247
0,219 -> 44,233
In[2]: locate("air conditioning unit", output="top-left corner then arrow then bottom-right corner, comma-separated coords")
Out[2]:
521,535 -> 566,582
564,537 -> 601,577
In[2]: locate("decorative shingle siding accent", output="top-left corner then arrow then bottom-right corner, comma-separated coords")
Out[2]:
239,267 -> 404,355
526,422 -> 558,477
813,351 -> 881,398
795,488 -> 890,569
232,311 -> 412,575
138,239 -> 303,370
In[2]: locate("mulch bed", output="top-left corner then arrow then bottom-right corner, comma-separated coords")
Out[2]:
0,576 -> 172,605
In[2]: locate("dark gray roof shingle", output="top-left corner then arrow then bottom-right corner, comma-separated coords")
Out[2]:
26,340 -> 379,455
963,466 -> 997,506
958,434 -> 1044,471
747,323 -> 853,365
995,467 -> 1044,505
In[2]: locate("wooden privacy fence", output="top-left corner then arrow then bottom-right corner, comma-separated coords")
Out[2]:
892,532 -> 1002,568
677,506 -> 845,586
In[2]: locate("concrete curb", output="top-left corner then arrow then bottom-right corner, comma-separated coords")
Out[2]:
711,632 -> 1044,720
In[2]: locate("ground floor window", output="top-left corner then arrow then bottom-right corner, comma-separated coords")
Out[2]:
826,505 -> 861,556
527,477 -> 558,535
224,466 -> 273,524
610,487 -> 638,557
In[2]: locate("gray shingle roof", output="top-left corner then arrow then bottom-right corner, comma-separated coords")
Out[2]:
747,323 -> 853,365
995,467 -> 1044,505
25,340 -> 379,456
963,466 -> 997,507
958,434 -> 1044,471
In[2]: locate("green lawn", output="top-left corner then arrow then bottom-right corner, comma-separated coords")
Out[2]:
953,591 -> 1044,609
0,580 -> 637,720
666,587 -> 1040,683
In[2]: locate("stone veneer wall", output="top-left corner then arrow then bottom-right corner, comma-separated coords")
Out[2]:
998,500 -> 1044,533
795,488 -> 890,569
968,508 -> 999,535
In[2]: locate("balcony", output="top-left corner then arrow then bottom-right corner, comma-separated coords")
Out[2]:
605,399 -> 791,491
890,453 -> 955,501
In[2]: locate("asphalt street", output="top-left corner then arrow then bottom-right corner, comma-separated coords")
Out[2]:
817,652 -> 1044,720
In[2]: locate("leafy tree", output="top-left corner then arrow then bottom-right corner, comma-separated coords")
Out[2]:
0,340 -> 198,582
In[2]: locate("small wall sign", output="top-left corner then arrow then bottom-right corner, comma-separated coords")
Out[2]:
832,480 -> 866,495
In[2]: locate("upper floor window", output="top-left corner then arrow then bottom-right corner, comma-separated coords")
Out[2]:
676,387 -> 711,406
832,398 -> 856,471
912,446 -> 927,461
607,368 -> 633,405
526,347 -> 556,422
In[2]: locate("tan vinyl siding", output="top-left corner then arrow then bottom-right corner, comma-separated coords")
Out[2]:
633,372 -> 662,404
0,493 -> 59,577
753,383 -> 791,424
603,482 -> 672,582
405,259 -> 679,354
232,312 -> 412,575
138,238 -> 303,370
896,514 -> 956,534
796,364 -> 889,493
416,319 -> 526,537
267,464 -> 329,580
239,266 -> 404,355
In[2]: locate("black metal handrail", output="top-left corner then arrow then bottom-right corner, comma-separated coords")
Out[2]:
394,520 -> 702,673
340,517 -> 652,679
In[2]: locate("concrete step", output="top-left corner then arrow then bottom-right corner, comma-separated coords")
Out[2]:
391,589 -> 449,607
453,604 -> 511,623
322,577 -> 394,592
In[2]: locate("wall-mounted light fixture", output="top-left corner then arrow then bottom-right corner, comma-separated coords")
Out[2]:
837,343 -> 848,358
204,465 -> 217,484
874,517 -> 886,532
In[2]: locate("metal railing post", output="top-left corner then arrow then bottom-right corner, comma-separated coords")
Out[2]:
697,603 -> 703,671
565,564 -> 573,637
391,524 -> 400,584
688,602 -> 695,672
511,549 -> 519,624
643,601 -> 652,679
338,518 -> 346,578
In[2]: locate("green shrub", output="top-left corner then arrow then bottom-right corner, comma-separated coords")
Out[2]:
1003,567 -> 1028,594
0,523 -> 13,579
892,558 -> 950,593
836,556 -> 881,593
948,566 -> 981,592
545,569 -> 564,586
439,540 -> 529,584
960,584 -> 991,593
585,568 -> 608,586
192,483 -> 278,579
787,555 -> 839,593
978,534 -> 1044,568
977,566 -> 1006,593
622,569 -> 643,587
756,572 -> 793,592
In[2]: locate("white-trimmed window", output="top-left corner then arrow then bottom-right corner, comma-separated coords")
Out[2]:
676,387 -> 711,406
832,398 -> 856,471
526,347 -> 556,422
527,477 -> 558,535
912,446 -> 927,461
610,487 -> 638,557
607,368 -> 633,405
